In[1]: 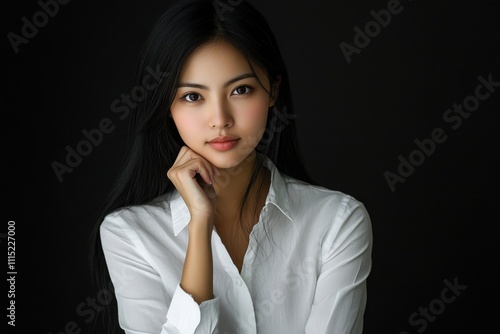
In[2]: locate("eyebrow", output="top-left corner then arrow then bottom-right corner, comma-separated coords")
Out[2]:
178,73 -> 256,90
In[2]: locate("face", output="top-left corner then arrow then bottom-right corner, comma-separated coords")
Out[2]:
170,40 -> 275,169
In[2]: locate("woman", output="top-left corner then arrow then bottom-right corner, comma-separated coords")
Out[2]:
89,0 -> 372,333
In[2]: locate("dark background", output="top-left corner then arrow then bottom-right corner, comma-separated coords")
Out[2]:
3,0 -> 499,333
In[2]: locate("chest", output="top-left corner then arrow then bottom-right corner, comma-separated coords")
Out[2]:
215,223 -> 250,273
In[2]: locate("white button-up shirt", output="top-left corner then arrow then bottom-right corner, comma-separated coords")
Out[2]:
101,159 -> 372,334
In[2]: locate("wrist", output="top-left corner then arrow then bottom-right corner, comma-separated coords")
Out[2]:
188,216 -> 214,236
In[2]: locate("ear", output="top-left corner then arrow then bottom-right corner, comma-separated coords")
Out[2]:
269,75 -> 281,108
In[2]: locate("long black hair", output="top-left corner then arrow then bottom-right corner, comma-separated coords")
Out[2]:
88,0 -> 313,332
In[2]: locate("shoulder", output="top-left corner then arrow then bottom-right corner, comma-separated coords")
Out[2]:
284,177 -> 368,220
99,193 -> 172,235
283,177 -> 372,241
284,178 -> 372,258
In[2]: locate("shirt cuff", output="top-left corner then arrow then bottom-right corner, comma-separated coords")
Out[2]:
166,283 -> 219,334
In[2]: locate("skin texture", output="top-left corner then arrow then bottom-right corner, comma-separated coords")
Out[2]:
167,40 -> 276,303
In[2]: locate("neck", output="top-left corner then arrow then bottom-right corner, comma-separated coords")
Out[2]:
213,152 -> 258,207
212,152 -> 271,233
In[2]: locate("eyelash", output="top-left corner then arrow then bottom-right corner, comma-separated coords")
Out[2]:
180,85 -> 253,103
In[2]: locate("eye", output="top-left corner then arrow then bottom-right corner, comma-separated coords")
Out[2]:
181,92 -> 202,102
232,86 -> 252,95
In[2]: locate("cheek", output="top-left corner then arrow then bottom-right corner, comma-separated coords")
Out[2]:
239,100 -> 269,131
172,114 -> 202,143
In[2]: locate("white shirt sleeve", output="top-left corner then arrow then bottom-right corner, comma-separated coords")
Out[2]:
305,196 -> 373,334
100,214 -> 220,334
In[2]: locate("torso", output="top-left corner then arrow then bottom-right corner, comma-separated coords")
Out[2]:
215,222 -> 249,272
214,167 -> 271,273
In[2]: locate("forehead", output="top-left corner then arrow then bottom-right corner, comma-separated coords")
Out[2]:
179,40 -> 267,84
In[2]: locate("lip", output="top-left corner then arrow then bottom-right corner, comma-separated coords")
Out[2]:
207,136 -> 240,151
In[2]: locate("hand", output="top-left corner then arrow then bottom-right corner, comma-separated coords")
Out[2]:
167,146 -> 219,224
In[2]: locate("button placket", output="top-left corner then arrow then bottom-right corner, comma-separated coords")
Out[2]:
212,226 -> 257,333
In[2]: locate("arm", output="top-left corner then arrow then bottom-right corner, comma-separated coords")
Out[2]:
167,146 -> 219,305
100,214 -> 219,334
305,196 -> 373,334
181,217 -> 214,304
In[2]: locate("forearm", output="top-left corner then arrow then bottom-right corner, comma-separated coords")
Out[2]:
180,218 -> 214,304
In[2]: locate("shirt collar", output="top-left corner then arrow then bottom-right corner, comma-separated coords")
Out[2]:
170,158 -> 293,237
262,158 -> 293,221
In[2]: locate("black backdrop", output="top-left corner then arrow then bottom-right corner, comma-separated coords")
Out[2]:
3,0 -> 499,333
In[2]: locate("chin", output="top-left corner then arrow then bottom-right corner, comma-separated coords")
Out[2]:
209,151 -> 256,171
210,156 -> 244,170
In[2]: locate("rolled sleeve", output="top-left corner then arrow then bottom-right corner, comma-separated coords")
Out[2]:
167,284 -> 220,334
100,214 -> 220,334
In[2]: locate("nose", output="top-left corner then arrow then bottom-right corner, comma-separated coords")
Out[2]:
208,98 -> 233,129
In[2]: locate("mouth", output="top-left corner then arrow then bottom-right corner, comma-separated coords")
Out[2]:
207,136 -> 240,151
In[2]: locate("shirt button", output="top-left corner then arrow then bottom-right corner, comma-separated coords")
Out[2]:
233,277 -> 243,287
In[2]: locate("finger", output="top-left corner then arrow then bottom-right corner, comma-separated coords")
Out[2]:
174,146 -> 204,168
178,151 -> 218,181
171,146 -> 219,184
178,159 -> 215,185
173,146 -> 191,165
